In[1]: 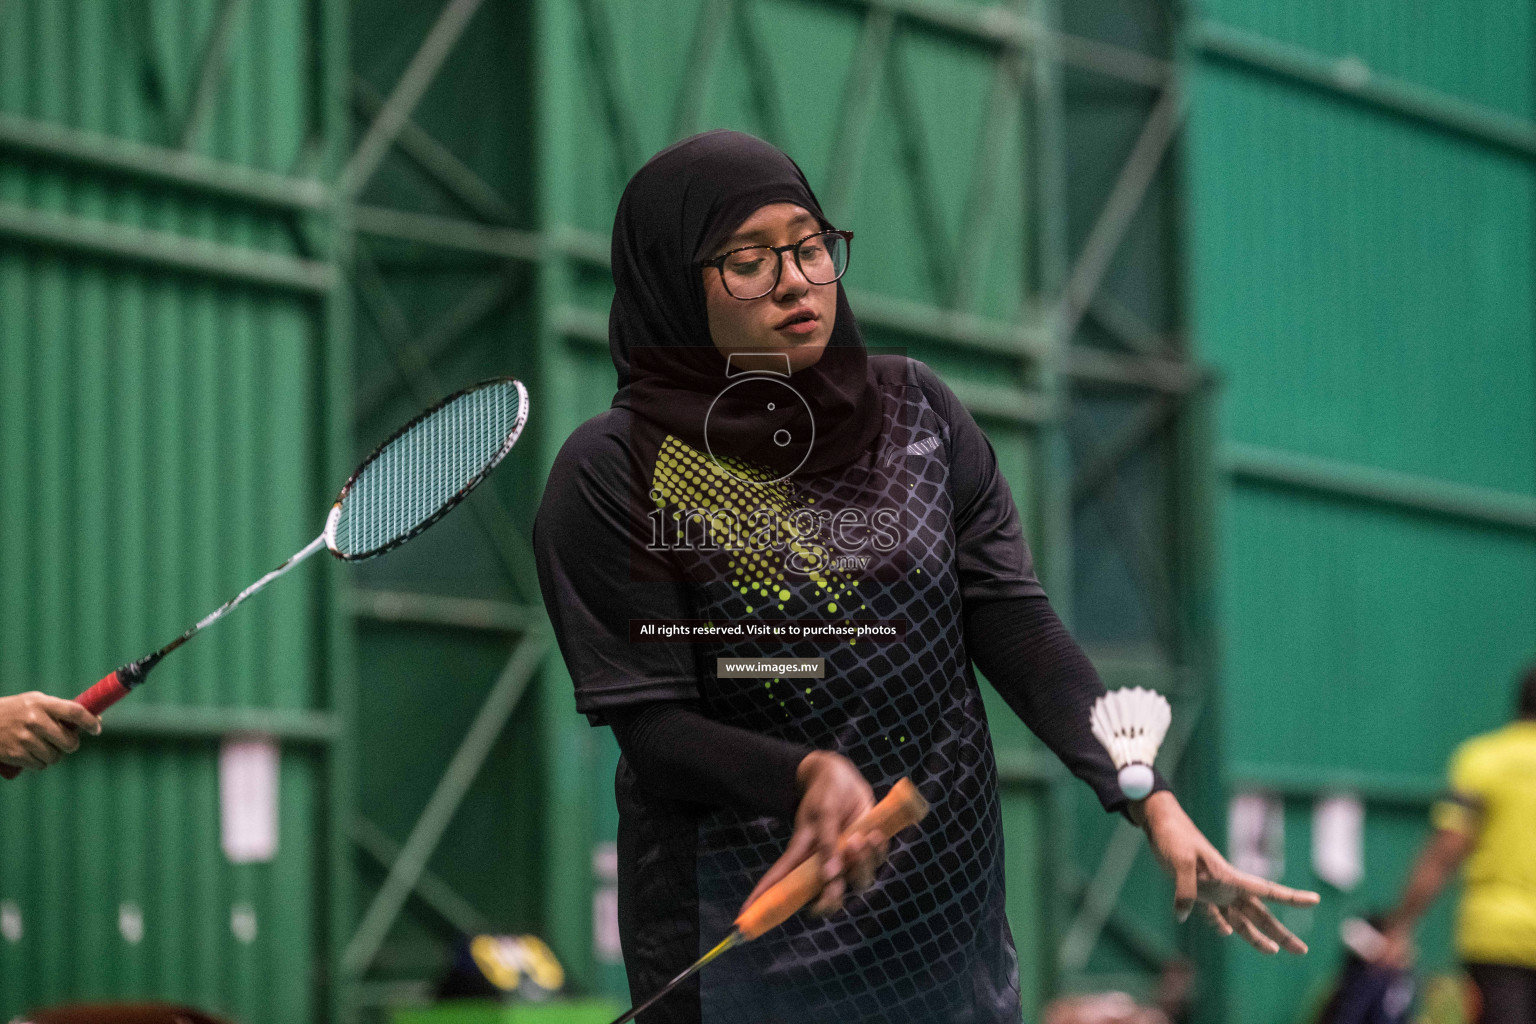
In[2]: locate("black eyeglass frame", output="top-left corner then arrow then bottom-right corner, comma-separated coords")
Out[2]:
697,229 -> 854,299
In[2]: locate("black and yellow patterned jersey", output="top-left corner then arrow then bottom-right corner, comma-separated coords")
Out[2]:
537,355 -> 1045,1023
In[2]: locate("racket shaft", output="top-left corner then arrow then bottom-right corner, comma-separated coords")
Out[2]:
0,534 -> 326,781
188,533 -> 326,637
735,778 -> 929,940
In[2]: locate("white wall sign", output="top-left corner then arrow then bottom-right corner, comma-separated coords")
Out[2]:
220,735 -> 280,864
1,900 -> 21,943
1313,793 -> 1365,891
1229,792 -> 1285,880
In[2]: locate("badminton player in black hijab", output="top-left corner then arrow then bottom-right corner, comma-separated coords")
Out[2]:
534,130 -> 1318,1024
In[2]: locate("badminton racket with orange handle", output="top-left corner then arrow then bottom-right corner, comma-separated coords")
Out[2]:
605,777 -> 930,1024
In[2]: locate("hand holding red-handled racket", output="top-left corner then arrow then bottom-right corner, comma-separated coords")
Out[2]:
1,377 -> 529,779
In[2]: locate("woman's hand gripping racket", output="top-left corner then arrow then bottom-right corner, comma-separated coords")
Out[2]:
606,778 -> 929,1024
1,377 -> 530,779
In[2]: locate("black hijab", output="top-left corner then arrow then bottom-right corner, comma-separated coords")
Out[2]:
608,130 -> 884,478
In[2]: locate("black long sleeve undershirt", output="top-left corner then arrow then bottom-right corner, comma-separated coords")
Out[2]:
967,595 -> 1170,814
606,701 -> 812,819
608,594 -> 1168,818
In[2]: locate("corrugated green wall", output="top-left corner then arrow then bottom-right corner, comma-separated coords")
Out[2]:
0,0 -> 349,1020
1185,1 -> 1536,1020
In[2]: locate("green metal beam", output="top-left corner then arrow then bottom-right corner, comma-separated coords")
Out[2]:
352,204 -> 542,262
821,5 -> 894,226
550,225 -> 612,266
349,588 -> 537,634
802,0 -> 1173,89
1080,441 -> 1181,648
117,0 -> 175,141
1226,763 -> 1442,806
318,0 -> 357,1018
884,36 -> 960,303
849,289 -> 1050,358
0,112 -> 329,212
553,304 -> 610,346
573,0 -> 644,186
1067,345 -> 1202,393
669,0 -> 735,141
1223,442 -> 1536,534
1062,866 -> 1180,969
732,0 -> 788,147
1086,289 -> 1175,358
90,707 -> 336,743
179,0 -> 249,150
1189,21 -> 1536,160
350,815 -> 493,936
1071,396 -> 1180,507
341,0 -> 489,199
0,201 -> 335,293
1056,83 -> 1185,346
354,268 -> 524,422
951,51 -> 1024,313
948,379 -> 1056,426
341,629 -> 551,978
350,76 -> 519,225
1029,0 -> 1074,636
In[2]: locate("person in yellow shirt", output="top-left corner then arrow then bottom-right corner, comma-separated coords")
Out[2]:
1377,664 -> 1536,1021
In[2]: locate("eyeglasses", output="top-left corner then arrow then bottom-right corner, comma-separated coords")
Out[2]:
698,229 -> 853,300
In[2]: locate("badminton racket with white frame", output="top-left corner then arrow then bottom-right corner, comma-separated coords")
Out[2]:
1,376 -> 529,779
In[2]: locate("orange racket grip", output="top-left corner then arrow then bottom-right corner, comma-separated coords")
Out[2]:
733,777 -> 930,941
0,671 -> 126,780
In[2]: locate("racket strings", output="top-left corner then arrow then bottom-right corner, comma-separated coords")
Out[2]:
333,380 -> 525,558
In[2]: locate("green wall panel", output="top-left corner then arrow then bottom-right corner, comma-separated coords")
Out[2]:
1193,0 -> 1534,122
1188,63 -> 1536,493
0,0 -> 346,1019
1186,3 -> 1536,1020
0,746 -> 319,1021
0,251 -> 332,1022
1221,486 -> 1536,779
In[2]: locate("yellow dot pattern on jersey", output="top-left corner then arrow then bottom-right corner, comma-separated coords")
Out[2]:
650,435 -> 862,616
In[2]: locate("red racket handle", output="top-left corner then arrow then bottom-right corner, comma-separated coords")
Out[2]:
733,777 -> 930,941
0,670 -> 128,780
75,670 -> 131,715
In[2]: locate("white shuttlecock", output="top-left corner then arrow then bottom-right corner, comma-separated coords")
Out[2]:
1089,687 -> 1172,800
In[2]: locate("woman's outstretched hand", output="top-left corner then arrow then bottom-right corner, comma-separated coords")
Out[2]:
1137,791 -> 1320,954
740,751 -> 889,918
